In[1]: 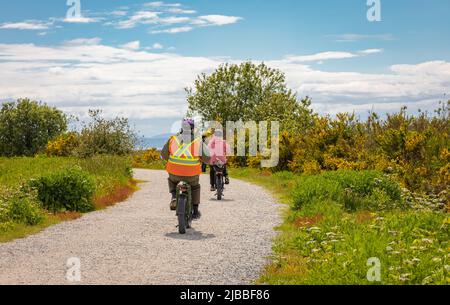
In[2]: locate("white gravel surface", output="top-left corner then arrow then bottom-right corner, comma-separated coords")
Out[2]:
0,169 -> 282,285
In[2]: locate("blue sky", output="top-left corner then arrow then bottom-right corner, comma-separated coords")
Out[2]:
0,0 -> 449,136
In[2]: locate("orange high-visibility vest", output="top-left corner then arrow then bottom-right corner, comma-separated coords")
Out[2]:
166,136 -> 202,177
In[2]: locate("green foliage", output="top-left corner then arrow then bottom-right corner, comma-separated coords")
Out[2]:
188,63 -> 449,197
28,167 -> 96,213
76,155 -> 134,196
132,148 -> 166,170
276,209 -> 449,285
231,168 -> 448,285
0,187 -> 43,229
292,171 -> 404,212
76,110 -> 137,158
45,132 -> 80,157
0,156 -> 132,196
0,98 -> 67,157
0,155 -> 133,240
187,61 -> 313,132
277,102 -> 449,196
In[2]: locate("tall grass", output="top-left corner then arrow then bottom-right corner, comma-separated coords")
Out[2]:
0,155 -> 132,195
0,155 -> 134,241
231,168 -> 449,285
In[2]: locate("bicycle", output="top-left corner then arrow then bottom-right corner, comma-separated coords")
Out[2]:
176,181 -> 194,234
213,160 -> 225,201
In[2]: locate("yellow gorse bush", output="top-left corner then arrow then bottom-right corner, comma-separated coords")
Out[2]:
45,133 -> 79,157
252,102 -> 449,196
142,148 -> 160,163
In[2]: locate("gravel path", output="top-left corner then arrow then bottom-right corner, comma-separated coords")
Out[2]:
0,169 -> 282,285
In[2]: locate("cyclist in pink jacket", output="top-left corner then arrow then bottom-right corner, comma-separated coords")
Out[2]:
208,129 -> 230,191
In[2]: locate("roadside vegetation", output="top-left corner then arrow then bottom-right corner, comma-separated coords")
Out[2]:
132,148 -> 165,170
0,99 -> 137,242
1,61 -> 448,284
232,169 -> 448,284
187,62 -> 449,285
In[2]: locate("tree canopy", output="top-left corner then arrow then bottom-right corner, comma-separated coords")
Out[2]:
0,98 -> 67,156
186,62 -> 313,132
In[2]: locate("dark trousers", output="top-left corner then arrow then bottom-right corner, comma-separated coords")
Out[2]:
210,165 -> 228,187
168,174 -> 201,206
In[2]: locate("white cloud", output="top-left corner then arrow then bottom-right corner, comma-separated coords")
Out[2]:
268,59 -> 449,108
116,11 -> 160,29
194,15 -> 242,26
121,41 -> 141,50
114,12 -> 190,29
0,42 -> 447,131
167,8 -> 197,14
158,16 -> 191,24
0,21 -> 51,30
284,49 -> 383,63
110,4 -> 242,31
152,43 -> 164,49
151,26 -> 193,34
331,34 -> 395,42
358,48 -> 384,55
144,2 -> 181,8
285,51 -> 358,63
64,38 -> 102,46
0,42 -> 217,121
63,16 -> 100,23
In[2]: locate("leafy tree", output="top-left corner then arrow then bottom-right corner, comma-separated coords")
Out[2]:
76,110 -> 137,158
0,98 -> 67,156
186,62 -> 313,131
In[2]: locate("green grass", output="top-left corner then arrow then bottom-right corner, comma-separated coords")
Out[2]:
0,214 -> 61,243
132,159 -> 166,170
0,155 -> 135,242
231,168 -> 449,285
0,155 -> 133,196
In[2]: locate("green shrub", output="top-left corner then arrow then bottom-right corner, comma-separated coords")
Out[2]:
0,188 -> 43,227
291,175 -> 341,209
292,170 -> 404,211
45,132 -> 80,157
0,98 -> 67,157
76,110 -> 137,158
29,167 -> 95,213
132,149 -> 166,170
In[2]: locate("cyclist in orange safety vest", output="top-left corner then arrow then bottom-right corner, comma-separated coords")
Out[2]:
161,119 -> 210,219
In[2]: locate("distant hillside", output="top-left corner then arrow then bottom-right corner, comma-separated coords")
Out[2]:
138,134 -> 172,150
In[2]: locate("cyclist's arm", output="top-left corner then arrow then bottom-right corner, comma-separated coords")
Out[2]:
161,139 -> 170,161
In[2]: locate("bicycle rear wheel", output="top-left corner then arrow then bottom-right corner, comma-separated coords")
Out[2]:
177,196 -> 187,234
216,176 -> 223,201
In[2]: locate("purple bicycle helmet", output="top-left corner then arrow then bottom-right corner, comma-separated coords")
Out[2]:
182,118 -> 195,129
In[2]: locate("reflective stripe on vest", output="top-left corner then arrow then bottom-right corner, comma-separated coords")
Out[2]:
168,156 -> 201,166
166,136 -> 202,177
173,138 -> 195,158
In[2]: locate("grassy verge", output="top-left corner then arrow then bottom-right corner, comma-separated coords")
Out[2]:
230,168 -> 449,285
132,155 -> 166,170
0,155 -> 137,242
0,212 -> 85,243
